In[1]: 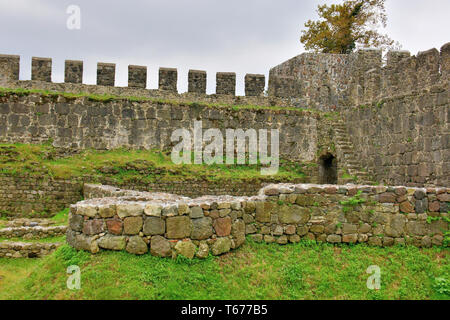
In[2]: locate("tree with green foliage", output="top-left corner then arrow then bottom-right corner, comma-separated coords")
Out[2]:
300,0 -> 400,54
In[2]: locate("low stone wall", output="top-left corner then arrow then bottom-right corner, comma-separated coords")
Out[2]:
67,189 -> 247,258
0,174 -> 309,217
0,241 -> 61,258
3,218 -> 55,227
0,175 -> 83,217
0,226 -> 67,239
85,178 -> 310,199
66,183 -> 449,258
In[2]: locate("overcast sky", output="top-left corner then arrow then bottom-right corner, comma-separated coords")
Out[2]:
0,0 -> 449,95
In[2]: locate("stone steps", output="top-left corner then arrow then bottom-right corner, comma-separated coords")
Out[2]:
334,120 -> 376,185
0,241 -> 62,258
3,218 -> 55,228
0,225 -> 67,240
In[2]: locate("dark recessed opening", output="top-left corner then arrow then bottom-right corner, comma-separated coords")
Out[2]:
319,153 -> 337,184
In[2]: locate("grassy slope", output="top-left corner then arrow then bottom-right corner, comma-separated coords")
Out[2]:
0,143 -> 308,184
0,87 -> 341,115
0,241 -> 448,300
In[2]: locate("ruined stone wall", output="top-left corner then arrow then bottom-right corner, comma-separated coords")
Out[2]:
269,43 -> 449,110
342,85 -> 449,187
0,53 -> 287,108
87,178 -> 311,199
268,52 -> 356,109
0,242 -> 61,258
0,174 -> 311,217
0,225 -> 66,239
0,91 -> 320,162
0,175 -> 82,217
66,183 -> 449,258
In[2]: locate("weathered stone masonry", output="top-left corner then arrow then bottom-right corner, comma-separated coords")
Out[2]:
0,93 -> 319,162
0,225 -> 66,239
269,43 -> 449,110
0,175 -> 82,216
0,172 -> 309,217
0,43 -> 448,219
0,54 -> 270,100
269,43 -> 449,187
342,85 -> 449,187
66,183 -> 449,257
0,242 -> 61,258
1,45 -> 446,189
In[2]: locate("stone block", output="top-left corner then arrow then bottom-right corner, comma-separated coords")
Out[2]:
128,65 -> 147,88
211,237 -> 231,255
175,240 -> 196,259
150,235 -> 171,257
213,217 -> 232,236
159,67 -> 177,92
216,72 -> 236,95
106,219 -> 123,235
143,217 -> 165,236
191,217 -> 213,240
98,235 -> 126,251
231,219 -> 245,247
0,54 -> 19,85
278,205 -> 310,224
123,216 -> 143,235
245,74 -> 265,96
117,203 -> 144,219
69,213 -> 84,232
188,69 -> 207,94
64,60 -> 83,84
97,62 -> 115,86
126,236 -> 148,255
166,216 -> 191,239
32,57 -> 52,82
82,219 -> 105,235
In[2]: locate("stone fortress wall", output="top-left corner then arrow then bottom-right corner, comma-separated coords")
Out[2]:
0,54 -> 285,107
269,43 -> 449,110
0,91 -> 319,161
342,85 -> 448,187
0,43 -> 447,109
270,43 -> 449,187
66,183 -> 449,258
0,43 -> 448,218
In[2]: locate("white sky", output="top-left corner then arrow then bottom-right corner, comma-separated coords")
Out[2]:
0,0 -> 448,95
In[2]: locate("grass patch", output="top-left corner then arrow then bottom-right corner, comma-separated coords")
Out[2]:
0,143 -> 308,184
0,241 -> 448,300
0,87 -> 338,117
50,208 -> 69,226
0,217 -> 8,229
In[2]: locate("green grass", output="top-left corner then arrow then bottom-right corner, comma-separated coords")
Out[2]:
0,87 -> 339,117
0,240 -> 448,300
50,208 -> 69,226
0,143 -> 308,183
0,217 -> 8,229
